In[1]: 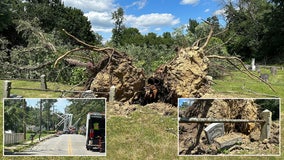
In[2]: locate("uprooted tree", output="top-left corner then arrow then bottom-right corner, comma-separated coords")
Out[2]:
54,29 -> 146,102
54,23 -> 275,105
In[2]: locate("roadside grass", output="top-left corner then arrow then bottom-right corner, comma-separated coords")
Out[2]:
24,132 -> 51,143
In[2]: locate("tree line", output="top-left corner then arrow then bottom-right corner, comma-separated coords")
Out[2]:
4,99 -> 58,133
0,0 -> 283,85
4,98 -> 105,133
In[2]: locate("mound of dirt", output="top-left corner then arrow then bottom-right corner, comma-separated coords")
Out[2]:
107,102 -> 139,116
108,102 -> 176,117
144,102 -> 176,116
152,47 -> 211,105
90,51 -> 146,102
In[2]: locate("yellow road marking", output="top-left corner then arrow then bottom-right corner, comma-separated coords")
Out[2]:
68,136 -> 73,155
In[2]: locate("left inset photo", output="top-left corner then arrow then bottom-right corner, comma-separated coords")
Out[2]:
3,98 -> 106,156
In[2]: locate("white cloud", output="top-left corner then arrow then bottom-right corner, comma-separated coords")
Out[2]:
155,28 -> 161,31
62,0 -> 116,12
125,13 -> 180,28
204,8 -> 210,13
180,0 -> 199,5
124,13 -> 180,34
62,0 -> 180,40
63,0 -> 117,36
126,0 -> 147,10
85,11 -> 180,35
84,11 -> 113,29
213,9 -> 225,16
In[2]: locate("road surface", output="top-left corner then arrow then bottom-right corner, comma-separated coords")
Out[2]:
12,134 -> 105,156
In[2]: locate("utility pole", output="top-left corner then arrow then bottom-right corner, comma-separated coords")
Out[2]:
23,99 -> 27,140
52,105 -> 55,130
39,99 -> 42,141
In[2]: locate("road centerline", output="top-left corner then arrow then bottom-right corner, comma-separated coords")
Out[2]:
68,136 -> 73,155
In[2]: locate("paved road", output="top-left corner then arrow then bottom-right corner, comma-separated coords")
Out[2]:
13,134 -> 105,156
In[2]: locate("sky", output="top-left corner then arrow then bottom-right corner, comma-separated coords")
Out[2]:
26,98 -> 71,113
178,98 -> 195,107
61,0 -> 226,42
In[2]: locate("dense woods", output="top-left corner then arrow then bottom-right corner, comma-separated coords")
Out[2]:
4,98 -> 105,133
4,99 -> 58,132
0,0 -> 283,85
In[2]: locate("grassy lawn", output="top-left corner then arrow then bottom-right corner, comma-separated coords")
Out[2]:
212,69 -> 284,111
0,80 -> 84,98
107,106 -> 177,160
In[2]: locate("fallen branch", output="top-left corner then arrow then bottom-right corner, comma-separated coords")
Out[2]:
191,23 -> 228,49
242,86 -> 278,97
207,55 -> 276,92
64,58 -> 89,67
54,47 -> 88,67
200,21 -> 214,50
205,35 -> 234,54
62,29 -> 96,49
62,29 -> 121,56
54,29 -> 125,68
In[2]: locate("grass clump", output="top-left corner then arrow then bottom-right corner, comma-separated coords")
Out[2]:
107,106 -> 177,159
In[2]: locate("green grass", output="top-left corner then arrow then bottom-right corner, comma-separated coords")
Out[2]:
25,132 -> 51,143
107,106 -> 177,160
0,80 -> 84,98
212,69 -> 284,111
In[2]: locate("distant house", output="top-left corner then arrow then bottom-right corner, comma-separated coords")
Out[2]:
4,130 -> 12,134
26,125 -> 46,132
26,125 -> 37,132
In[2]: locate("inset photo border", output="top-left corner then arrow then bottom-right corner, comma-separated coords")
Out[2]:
178,98 -> 281,156
3,98 -> 106,156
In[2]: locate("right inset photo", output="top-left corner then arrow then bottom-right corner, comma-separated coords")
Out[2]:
178,98 -> 280,156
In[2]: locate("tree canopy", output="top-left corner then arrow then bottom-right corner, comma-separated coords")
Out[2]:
66,99 -> 105,128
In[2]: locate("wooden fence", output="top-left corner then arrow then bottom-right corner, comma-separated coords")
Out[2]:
4,133 -> 25,145
2,75 -> 116,101
179,109 -> 272,141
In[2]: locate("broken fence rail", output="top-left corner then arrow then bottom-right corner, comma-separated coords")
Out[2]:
179,117 -> 265,124
179,109 -> 272,141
